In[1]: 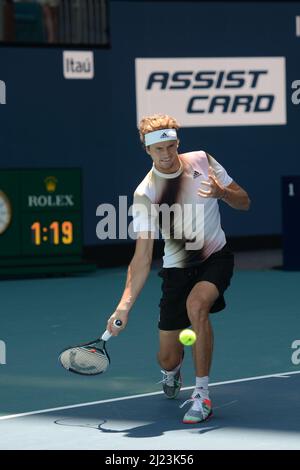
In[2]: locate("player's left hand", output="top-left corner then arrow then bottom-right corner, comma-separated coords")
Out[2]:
198,166 -> 225,199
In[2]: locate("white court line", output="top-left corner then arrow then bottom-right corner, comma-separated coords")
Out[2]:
0,369 -> 299,422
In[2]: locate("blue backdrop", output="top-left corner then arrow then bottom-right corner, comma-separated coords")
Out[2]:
0,1 -> 299,245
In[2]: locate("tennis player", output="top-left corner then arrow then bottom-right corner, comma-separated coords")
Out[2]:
106,114 -> 250,424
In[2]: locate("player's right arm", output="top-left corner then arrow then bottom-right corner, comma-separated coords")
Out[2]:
106,233 -> 154,335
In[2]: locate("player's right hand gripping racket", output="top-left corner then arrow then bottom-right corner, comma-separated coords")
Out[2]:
59,319 -> 122,376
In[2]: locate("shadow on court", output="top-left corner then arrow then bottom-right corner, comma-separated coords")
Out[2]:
1,374 -> 299,449
54,393 -> 220,438
53,375 -> 300,438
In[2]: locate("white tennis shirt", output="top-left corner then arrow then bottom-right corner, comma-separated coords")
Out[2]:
133,151 -> 233,268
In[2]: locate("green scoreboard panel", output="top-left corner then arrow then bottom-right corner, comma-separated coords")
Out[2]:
0,169 -> 93,275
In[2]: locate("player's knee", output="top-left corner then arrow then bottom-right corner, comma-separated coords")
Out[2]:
186,297 -> 210,323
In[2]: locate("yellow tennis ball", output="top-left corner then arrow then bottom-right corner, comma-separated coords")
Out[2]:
179,329 -> 197,346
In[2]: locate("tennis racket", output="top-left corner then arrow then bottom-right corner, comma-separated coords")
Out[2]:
59,319 -> 122,376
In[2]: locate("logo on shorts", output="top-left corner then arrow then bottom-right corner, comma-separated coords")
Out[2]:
193,170 -> 201,179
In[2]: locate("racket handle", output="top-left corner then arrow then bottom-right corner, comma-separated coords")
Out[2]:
101,319 -> 123,341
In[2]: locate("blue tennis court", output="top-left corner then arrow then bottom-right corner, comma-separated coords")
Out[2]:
1,257 -> 300,450
1,0 -> 300,453
1,373 -> 299,450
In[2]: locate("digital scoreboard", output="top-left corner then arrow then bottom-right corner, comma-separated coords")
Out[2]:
0,169 -> 94,276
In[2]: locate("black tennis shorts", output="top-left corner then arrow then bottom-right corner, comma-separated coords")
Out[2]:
158,245 -> 234,331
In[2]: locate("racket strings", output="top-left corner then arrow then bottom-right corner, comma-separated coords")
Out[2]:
60,346 -> 109,375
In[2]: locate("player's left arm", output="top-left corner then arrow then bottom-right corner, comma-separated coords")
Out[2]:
198,161 -> 251,211
218,180 -> 251,211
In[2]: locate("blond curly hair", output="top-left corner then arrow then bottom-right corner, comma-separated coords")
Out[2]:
138,114 -> 180,145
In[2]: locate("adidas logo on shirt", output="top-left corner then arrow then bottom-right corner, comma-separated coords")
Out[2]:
193,170 -> 201,179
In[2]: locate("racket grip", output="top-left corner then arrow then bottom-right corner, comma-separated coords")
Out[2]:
102,330 -> 112,341
101,319 -> 123,341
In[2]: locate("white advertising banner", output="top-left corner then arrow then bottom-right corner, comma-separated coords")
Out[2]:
135,57 -> 286,127
63,51 -> 94,79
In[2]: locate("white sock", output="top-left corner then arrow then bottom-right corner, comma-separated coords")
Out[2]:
194,376 -> 209,399
163,358 -> 182,376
